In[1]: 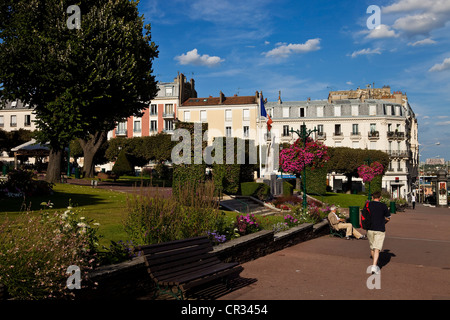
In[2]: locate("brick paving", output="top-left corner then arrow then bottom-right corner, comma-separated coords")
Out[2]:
220,204 -> 450,300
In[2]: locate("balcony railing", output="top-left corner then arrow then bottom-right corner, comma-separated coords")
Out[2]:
163,112 -> 175,118
115,129 -> 127,136
387,131 -> 405,140
368,131 -> 379,139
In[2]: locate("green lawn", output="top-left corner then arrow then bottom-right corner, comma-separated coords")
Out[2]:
316,192 -> 368,209
0,183 -> 129,246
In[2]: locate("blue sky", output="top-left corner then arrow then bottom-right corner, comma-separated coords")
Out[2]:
138,0 -> 450,160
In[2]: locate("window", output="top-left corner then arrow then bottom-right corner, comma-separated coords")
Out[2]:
334,106 -> 341,117
317,124 -> 324,134
0,116 -> 3,127
369,105 -> 376,116
283,125 -> 290,136
116,122 -> 126,135
225,109 -> 232,121
243,126 -> 249,138
370,141 -> 376,150
134,121 -> 141,132
370,123 -> 376,132
226,126 -> 232,137
10,115 -> 17,127
150,104 -> 157,116
352,105 -> 359,116
164,104 -> 174,115
317,106 -> 324,117
165,86 -> 173,96
352,141 -> 360,148
164,120 -> 173,132
200,110 -> 207,122
299,108 -> 305,117
243,109 -> 250,121
283,107 -> 289,118
150,120 -> 157,132
184,111 -> 190,122
24,114 -> 31,126
352,124 -> 359,135
334,124 -> 341,135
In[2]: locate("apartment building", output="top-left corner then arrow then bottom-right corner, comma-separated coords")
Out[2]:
110,73 -> 197,139
0,100 -> 36,132
179,91 -> 260,145
265,86 -> 419,199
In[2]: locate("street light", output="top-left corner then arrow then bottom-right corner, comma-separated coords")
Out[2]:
289,122 -> 318,209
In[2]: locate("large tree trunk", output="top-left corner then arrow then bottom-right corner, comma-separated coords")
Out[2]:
46,149 -> 63,183
79,131 -> 107,178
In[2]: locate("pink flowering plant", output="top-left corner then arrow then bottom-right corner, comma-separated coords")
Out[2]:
357,161 -> 384,183
280,138 -> 329,175
234,213 -> 262,236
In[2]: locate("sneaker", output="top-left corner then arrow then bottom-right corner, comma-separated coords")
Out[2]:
359,235 -> 367,240
370,265 -> 379,274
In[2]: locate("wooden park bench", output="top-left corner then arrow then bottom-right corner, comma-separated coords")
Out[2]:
136,236 -> 243,300
327,218 -> 345,238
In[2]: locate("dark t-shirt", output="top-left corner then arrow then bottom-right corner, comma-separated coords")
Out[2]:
368,201 -> 390,232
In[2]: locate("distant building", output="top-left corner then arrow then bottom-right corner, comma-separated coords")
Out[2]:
110,73 -> 197,139
0,100 -> 36,132
265,86 -> 419,199
179,91 -> 260,145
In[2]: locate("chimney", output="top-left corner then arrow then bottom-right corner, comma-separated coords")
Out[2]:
278,90 -> 282,104
219,91 -> 225,104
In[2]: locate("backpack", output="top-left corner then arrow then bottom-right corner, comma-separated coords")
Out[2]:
360,201 -> 371,230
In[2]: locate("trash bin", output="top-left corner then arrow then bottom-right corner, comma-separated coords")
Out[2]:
349,206 -> 360,228
75,168 -> 80,179
390,201 -> 396,214
2,165 -> 7,176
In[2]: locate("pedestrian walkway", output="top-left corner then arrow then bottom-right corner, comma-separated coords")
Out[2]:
220,204 -> 450,300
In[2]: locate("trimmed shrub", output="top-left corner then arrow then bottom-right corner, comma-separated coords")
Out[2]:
112,150 -> 134,176
240,182 -> 270,201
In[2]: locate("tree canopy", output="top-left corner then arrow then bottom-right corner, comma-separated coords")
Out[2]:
0,0 -> 159,181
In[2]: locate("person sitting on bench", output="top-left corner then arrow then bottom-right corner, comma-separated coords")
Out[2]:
328,205 -> 366,240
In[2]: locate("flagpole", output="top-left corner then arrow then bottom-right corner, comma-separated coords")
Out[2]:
258,91 -> 262,178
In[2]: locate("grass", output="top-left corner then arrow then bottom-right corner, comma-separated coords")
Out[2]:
316,192 -> 368,209
0,183 -> 129,246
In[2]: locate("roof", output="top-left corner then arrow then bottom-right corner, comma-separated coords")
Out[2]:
182,95 -> 257,107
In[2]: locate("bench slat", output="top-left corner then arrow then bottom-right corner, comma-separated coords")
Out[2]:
154,258 -> 224,282
182,265 -> 243,291
162,262 -> 240,286
137,236 -> 211,255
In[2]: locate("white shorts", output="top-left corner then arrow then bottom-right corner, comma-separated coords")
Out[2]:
367,230 -> 385,251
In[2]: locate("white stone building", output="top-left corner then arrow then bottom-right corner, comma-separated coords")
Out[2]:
265,86 -> 419,199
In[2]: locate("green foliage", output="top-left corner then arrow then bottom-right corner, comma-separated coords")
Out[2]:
123,181 -> 221,245
0,208 -> 100,299
283,180 -> 294,196
0,169 -> 53,198
112,150 -> 134,176
305,164 -> 328,195
240,182 -> 270,201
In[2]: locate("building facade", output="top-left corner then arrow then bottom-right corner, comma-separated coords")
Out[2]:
110,73 -> 197,139
178,91 -> 260,145
0,100 -> 37,132
265,86 -> 419,199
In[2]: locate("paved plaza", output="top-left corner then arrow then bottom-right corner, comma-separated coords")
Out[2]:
220,204 -> 450,300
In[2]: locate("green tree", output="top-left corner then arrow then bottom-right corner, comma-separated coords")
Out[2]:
327,147 -> 389,192
0,0 -> 159,181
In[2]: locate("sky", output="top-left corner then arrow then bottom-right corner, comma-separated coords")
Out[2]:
137,0 -> 450,161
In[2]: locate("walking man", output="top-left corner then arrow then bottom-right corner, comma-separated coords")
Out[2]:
411,194 -> 416,210
367,191 -> 390,274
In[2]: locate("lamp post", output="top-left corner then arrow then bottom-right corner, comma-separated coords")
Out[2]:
289,122 -> 318,209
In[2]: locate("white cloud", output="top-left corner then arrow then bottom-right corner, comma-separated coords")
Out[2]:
349,48 -> 382,58
429,57 -> 450,72
382,0 -> 450,36
174,49 -> 224,67
365,24 -> 399,39
408,38 -> 437,46
263,38 -> 321,58
436,121 -> 450,126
